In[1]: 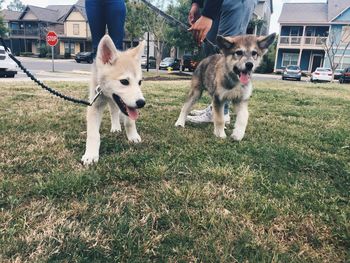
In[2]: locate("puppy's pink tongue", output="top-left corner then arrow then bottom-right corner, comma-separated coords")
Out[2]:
127,108 -> 139,120
240,73 -> 250,85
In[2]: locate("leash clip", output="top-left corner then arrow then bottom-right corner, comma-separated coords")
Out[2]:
90,85 -> 102,105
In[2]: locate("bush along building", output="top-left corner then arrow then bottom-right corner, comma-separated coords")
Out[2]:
275,0 -> 350,73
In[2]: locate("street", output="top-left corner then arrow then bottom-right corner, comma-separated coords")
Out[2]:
0,56 -> 308,82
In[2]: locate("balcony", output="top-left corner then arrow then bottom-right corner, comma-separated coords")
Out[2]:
280,36 -> 302,45
10,29 -> 40,37
304,36 -> 327,46
279,36 -> 328,48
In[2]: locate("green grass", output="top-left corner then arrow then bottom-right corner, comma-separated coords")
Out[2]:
0,80 -> 349,262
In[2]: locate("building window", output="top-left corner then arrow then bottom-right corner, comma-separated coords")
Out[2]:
341,26 -> 350,43
73,24 -> 79,35
282,53 -> 299,67
64,42 -> 75,54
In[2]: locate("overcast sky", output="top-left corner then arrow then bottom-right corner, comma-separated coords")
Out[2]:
2,0 -> 328,34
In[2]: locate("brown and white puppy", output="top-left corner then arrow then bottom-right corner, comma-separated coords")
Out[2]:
82,35 -> 146,165
175,33 -> 276,140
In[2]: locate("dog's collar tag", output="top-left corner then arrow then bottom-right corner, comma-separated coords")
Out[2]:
90,85 -> 103,105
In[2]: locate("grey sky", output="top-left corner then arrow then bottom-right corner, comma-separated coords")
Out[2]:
2,0 -> 329,34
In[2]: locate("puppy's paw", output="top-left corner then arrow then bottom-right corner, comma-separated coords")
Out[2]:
214,129 -> 227,139
175,119 -> 185,127
128,133 -> 141,143
81,154 -> 99,166
231,129 -> 245,141
110,126 -> 122,133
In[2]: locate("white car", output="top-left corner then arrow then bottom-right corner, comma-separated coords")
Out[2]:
0,45 -> 17,78
311,67 -> 332,82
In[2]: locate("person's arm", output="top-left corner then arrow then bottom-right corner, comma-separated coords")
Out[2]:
188,0 -> 223,45
202,0 -> 223,20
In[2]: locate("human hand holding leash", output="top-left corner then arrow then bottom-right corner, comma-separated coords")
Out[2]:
188,16 -> 213,46
188,14 -> 213,46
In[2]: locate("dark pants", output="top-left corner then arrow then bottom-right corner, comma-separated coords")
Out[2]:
85,0 -> 126,53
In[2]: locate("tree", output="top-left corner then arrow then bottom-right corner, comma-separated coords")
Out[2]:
248,18 -> 265,35
140,0 -> 169,75
0,15 -> 7,37
165,0 -> 197,55
125,0 -> 147,47
7,0 -> 25,12
255,36 -> 277,73
0,0 -> 8,37
322,26 -> 350,81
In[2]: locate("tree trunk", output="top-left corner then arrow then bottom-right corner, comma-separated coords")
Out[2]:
155,39 -> 162,76
130,35 -> 134,47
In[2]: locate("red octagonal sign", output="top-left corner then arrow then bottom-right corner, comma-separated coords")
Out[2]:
46,31 -> 58,47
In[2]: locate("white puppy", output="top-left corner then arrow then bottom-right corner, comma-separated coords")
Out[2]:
82,35 -> 146,165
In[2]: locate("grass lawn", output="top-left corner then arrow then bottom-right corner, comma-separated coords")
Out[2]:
0,79 -> 349,262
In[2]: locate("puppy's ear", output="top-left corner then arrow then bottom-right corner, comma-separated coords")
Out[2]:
96,35 -> 119,65
257,33 -> 276,51
129,40 -> 146,59
216,35 -> 235,50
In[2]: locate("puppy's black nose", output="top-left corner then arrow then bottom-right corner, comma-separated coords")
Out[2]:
136,99 -> 146,108
245,62 -> 254,70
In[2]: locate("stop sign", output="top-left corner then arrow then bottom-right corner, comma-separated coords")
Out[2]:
46,31 -> 58,46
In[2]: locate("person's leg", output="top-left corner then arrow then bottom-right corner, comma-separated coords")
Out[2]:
104,0 -> 126,51
85,0 -> 107,56
188,15 -> 222,120
218,0 -> 257,36
219,0 -> 257,115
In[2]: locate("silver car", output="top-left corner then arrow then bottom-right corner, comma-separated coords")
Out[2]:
282,65 -> 302,81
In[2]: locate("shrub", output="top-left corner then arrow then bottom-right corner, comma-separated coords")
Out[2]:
38,46 -> 48,58
20,52 -> 33,57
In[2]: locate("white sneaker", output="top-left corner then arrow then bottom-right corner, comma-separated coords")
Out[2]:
190,105 -> 212,116
186,110 -> 230,124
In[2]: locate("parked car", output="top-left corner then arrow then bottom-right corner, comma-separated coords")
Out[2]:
75,51 -> 93,64
334,68 -> 344,80
339,67 -> 350,84
282,65 -> 302,81
141,56 -> 156,69
181,55 -> 199,72
159,57 -> 180,70
310,67 -> 332,82
0,45 -> 17,78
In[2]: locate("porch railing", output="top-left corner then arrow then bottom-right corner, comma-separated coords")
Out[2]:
279,36 -> 302,45
10,29 -> 40,37
279,36 -> 328,46
303,36 -> 327,46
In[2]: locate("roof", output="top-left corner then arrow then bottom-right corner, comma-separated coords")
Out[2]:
279,1 -> 350,24
60,4 -> 87,22
328,0 -> 350,21
46,5 -> 72,21
19,5 -> 60,23
278,3 -> 328,24
12,0 -> 87,24
0,9 -> 21,21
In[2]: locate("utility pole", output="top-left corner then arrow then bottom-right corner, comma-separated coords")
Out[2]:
147,31 -> 150,72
